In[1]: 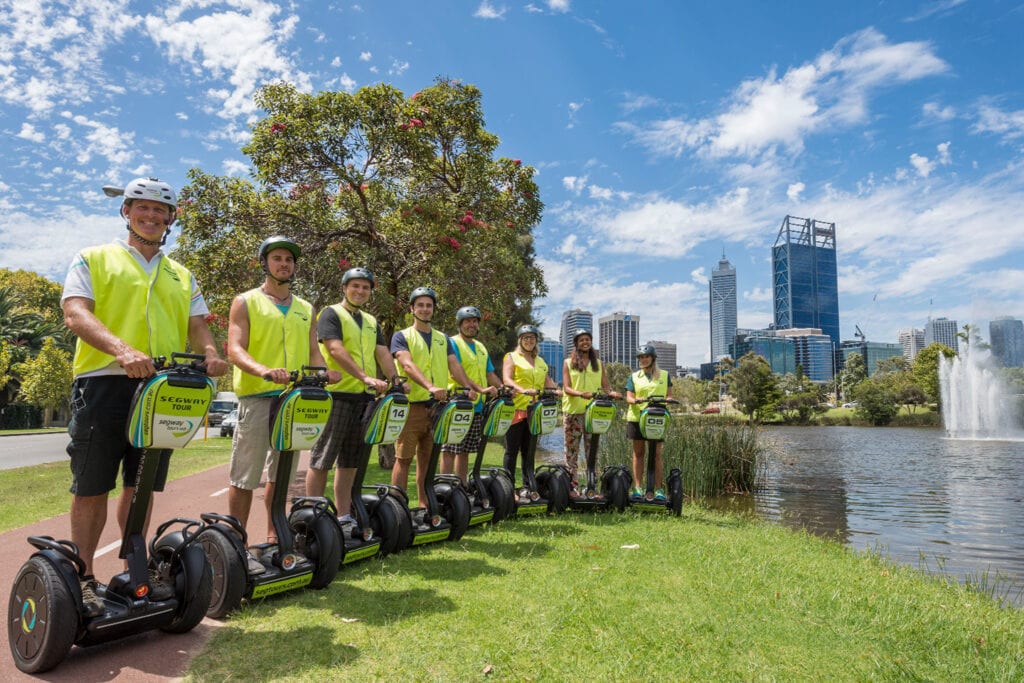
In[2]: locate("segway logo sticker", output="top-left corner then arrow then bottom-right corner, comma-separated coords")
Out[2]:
20,598 -> 36,632
129,373 -> 213,448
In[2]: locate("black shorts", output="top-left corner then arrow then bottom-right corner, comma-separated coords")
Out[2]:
66,376 -> 171,496
625,421 -> 643,440
309,394 -> 374,470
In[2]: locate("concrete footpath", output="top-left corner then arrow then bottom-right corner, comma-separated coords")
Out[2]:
2,453 -> 313,681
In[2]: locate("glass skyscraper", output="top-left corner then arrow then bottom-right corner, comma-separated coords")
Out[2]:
537,339 -> 564,383
598,312 -> 640,369
772,216 -> 840,347
559,308 -> 593,355
990,317 -> 1024,368
924,317 -> 959,353
709,255 -> 737,361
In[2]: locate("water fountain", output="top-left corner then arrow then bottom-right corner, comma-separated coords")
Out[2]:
939,343 -> 1023,439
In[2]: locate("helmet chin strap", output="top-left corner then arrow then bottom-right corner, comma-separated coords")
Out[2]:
262,261 -> 295,285
127,224 -> 170,247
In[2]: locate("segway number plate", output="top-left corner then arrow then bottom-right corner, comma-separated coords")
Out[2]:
638,406 -> 671,441
482,398 -> 515,437
128,373 -> 215,449
584,399 -> 616,435
433,399 -> 475,445
528,398 -> 559,436
364,394 -> 410,445
271,387 -> 332,452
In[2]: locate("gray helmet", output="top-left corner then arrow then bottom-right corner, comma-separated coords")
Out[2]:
258,235 -> 301,261
517,324 -> 541,340
572,328 -> 593,344
342,267 -> 375,288
636,344 -> 657,358
456,306 -> 482,324
409,286 -> 437,305
121,177 -> 177,224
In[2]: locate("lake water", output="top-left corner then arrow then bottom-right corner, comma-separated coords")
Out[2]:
540,426 -> 1024,606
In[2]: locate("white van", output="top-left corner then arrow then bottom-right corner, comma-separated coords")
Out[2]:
208,391 -> 239,426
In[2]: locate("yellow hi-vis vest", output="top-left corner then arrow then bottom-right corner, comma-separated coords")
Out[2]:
449,335 -> 489,409
320,304 -> 379,394
626,368 -> 669,422
402,326 -> 449,402
72,244 -> 192,378
233,288 -> 313,397
508,350 -> 548,412
562,359 -> 604,415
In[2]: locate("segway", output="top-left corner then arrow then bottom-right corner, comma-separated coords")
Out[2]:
630,396 -> 684,516
515,390 -> 568,516
465,388 -> 517,525
394,389 -> 474,546
8,353 -> 215,673
569,392 -> 632,512
196,366 -> 342,619
339,375 -> 414,563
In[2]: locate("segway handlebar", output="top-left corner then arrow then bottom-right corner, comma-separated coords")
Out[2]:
262,365 -> 330,387
634,396 -> 679,407
153,352 -> 211,372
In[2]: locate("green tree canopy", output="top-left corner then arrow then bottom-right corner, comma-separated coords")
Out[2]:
16,337 -> 73,427
839,352 -> 867,400
853,378 -> 899,425
604,362 -> 632,393
173,78 -> 546,355
725,352 -> 780,423
913,343 -> 956,403
0,269 -> 63,321
0,342 -> 11,391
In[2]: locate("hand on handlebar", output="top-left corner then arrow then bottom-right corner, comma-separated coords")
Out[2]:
262,367 -> 292,384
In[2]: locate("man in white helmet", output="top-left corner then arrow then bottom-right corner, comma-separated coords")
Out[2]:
61,177 -> 229,616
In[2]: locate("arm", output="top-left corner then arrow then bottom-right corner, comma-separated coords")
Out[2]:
63,296 -> 156,378
308,321 -> 342,384
394,347 -> 446,401
226,295 -> 289,384
187,315 -> 229,377
447,354 -> 478,401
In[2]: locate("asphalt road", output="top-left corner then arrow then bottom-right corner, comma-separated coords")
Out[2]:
0,432 -> 69,470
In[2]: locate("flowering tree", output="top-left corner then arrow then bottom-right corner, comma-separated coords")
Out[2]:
174,78 -> 546,354
16,337 -> 72,427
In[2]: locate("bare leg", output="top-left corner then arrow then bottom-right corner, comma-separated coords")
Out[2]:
264,481 -> 276,541
454,453 -> 468,484
415,447 -> 431,507
71,494 -> 109,576
228,485 -> 254,530
333,468 -> 357,517
440,452 -> 455,476
654,443 -> 665,489
631,440 -> 646,490
305,467 -> 328,497
391,459 -> 411,495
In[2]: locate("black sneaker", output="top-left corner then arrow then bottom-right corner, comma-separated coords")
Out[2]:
79,577 -> 105,617
148,567 -> 175,601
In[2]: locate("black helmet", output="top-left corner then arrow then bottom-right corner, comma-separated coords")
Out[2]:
409,286 -> 437,305
456,306 -> 482,324
572,328 -> 593,344
258,235 -> 301,261
517,324 -> 541,340
636,344 -> 657,358
342,267 -> 375,288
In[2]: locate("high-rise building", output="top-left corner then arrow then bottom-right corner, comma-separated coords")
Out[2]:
647,340 -> 677,376
924,317 -> 959,353
776,328 -> 835,382
559,308 -> 593,355
598,312 -> 640,369
840,340 -> 905,376
898,328 -> 926,362
772,216 -> 840,347
537,339 -> 564,384
731,331 -> 796,376
990,317 -> 1024,368
709,254 -> 737,362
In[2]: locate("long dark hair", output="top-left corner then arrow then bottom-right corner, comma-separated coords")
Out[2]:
570,345 -> 599,373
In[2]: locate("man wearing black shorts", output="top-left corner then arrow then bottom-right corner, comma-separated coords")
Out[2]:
61,177 -> 228,615
305,267 -> 403,525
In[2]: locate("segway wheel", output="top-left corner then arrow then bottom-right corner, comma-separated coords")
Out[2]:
197,529 -> 246,618
605,471 -> 629,512
484,473 -> 515,523
669,473 -> 684,517
292,514 -> 341,589
8,557 -> 78,674
537,470 -> 569,514
159,544 -> 213,634
372,496 -> 412,556
437,484 -> 471,542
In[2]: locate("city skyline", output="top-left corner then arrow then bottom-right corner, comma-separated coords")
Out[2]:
2,3 -> 1022,366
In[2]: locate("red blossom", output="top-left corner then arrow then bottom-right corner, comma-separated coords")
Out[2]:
442,236 -> 461,250
412,92 -> 420,100
270,122 -> 287,133
413,206 -> 423,213
338,258 -> 351,269
505,221 -> 514,227
409,118 -> 424,127
513,159 -> 521,166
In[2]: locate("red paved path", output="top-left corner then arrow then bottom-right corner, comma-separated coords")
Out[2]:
2,452 -> 314,681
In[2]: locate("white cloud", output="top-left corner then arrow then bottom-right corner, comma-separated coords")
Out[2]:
690,267 -> 706,284
621,92 -> 658,114
57,110 -> 135,169
618,28 -> 948,160
176,112 -> 189,121
359,51 -> 372,61
972,102 -> 1024,141
567,100 -> 584,129
223,159 -> 250,176
17,123 -> 45,143
331,56 -> 341,68
474,1 -> 507,19
743,286 -> 773,303
0,208 -> 124,280
787,182 -> 806,201
923,101 -> 956,121
562,175 -> 586,195
389,60 -> 410,76
910,153 -> 935,178
547,0 -> 571,12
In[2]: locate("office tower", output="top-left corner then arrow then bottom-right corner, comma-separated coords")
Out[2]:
772,216 -> 840,347
647,340 -> 677,376
731,331 -> 796,376
559,308 -> 593,355
598,312 -> 640,369
924,317 -> 959,353
709,255 -> 737,361
898,328 -> 926,362
775,328 -> 835,382
537,339 -> 564,384
840,340 -> 905,376
990,317 -> 1024,367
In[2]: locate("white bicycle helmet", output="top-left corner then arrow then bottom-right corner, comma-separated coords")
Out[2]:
121,177 -> 178,225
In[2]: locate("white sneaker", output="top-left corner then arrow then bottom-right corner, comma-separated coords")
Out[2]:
245,551 -> 266,575
338,514 -> 356,526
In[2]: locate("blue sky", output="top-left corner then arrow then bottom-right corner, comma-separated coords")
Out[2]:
1,0 -> 1023,366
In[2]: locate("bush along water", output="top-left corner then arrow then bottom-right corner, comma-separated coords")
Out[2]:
597,414 -> 765,498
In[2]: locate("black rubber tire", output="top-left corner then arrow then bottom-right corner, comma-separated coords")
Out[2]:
8,557 -> 78,674
485,472 -> 515,523
538,469 -> 569,514
160,546 -> 212,634
605,471 -> 629,512
197,529 -> 246,618
669,473 -> 684,517
293,514 -> 341,590
372,496 -> 412,556
437,484 -> 471,541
